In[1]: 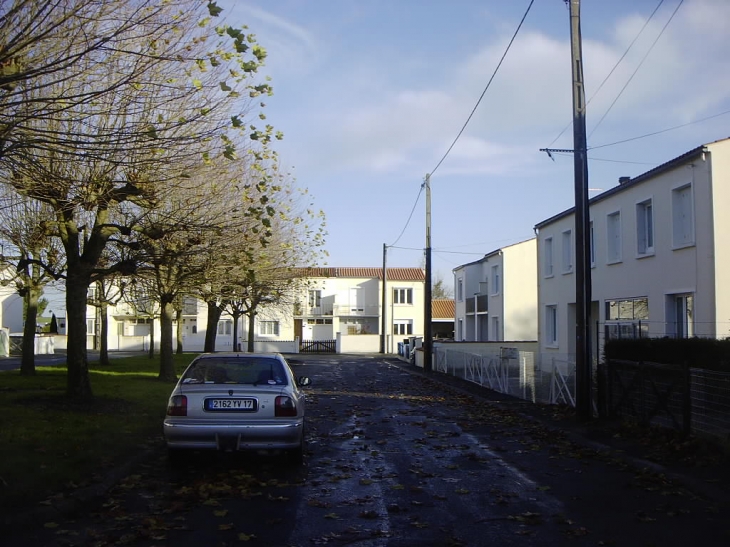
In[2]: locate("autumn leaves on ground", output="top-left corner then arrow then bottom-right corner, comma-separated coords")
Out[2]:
5,355 -> 729,546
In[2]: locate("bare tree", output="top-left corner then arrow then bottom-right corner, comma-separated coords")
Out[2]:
0,1 -> 277,399
0,188 -> 63,375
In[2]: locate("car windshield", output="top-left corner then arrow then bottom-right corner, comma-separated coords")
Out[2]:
181,357 -> 288,385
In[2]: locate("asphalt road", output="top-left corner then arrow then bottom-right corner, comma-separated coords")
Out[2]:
7,354 -> 729,546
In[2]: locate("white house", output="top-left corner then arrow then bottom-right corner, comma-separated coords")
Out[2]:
77,266 -> 426,354
453,238 -> 538,342
290,267 -> 426,353
534,138 -> 730,361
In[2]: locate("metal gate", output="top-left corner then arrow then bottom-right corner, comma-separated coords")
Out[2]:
300,339 -> 337,354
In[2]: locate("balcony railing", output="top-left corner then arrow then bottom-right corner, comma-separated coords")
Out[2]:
465,294 -> 489,314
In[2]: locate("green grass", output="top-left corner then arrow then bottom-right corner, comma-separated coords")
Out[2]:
0,353 -> 197,513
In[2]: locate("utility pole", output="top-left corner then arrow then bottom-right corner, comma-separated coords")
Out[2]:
423,174 -> 433,372
568,0 -> 593,421
381,243 -> 387,354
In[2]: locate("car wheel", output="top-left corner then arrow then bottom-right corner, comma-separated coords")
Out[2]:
167,447 -> 185,467
288,437 -> 305,465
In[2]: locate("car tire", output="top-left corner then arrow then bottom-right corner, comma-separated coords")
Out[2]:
288,437 -> 305,465
167,447 -> 185,467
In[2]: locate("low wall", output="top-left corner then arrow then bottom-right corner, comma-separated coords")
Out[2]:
337,333 -> 380,353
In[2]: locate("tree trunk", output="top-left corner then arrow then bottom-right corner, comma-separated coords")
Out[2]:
204,300 -> 221,352
148,316 -> 155,359
20,287 -> 40,376
99,301 -> 110,366
158,298 -> 177,381
232,313 -> 239,352
176,308 -> 183,354
66,271 -> 93,400
247,312 -> 256,353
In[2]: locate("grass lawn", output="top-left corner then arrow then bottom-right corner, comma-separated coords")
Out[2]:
0,353 -> 197,514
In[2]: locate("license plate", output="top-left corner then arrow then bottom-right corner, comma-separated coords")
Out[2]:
205,398 -> 257,411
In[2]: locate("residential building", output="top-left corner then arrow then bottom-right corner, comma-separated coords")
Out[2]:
432,298 -> 455,340
291,267 -> 426,353
534,138 -> 730,361
72,267 -> 425,354
453,239 -> 538,342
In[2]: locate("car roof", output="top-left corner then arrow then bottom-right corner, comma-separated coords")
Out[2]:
193,352 -> 285,360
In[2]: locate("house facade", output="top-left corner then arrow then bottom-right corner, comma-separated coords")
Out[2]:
534,138 -> 730,361
291,267 -> 426,353
453,238 -> 537,342
74,266 -> 426,354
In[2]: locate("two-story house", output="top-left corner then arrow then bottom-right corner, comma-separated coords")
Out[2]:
534,138 -> 730,361
290,267 -> 426,353
453,238 -> 537,342
81,266 -> 426,354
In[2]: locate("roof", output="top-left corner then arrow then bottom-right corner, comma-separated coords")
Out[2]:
293,267 -> 425,281
432,299 -> 455,319
453,237 -> 536,271
534,140 -> 729,229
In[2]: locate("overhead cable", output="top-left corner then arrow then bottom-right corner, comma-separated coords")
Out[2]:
547,0 -> 665,148
428,0 -> 535,177
588,0 -> 685,139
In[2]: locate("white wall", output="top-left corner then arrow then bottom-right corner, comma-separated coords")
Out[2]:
537,145 -> 724,358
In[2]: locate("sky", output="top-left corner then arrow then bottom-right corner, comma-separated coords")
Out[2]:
215,0 -> 730,283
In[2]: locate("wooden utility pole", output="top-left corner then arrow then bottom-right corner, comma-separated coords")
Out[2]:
423,174 -> 433,372
568,0 -> 593,420
381,243 -> 387,354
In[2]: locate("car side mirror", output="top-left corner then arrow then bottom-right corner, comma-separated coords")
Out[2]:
297,376 -> 311,387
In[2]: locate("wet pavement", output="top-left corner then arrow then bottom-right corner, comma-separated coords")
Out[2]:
4,354 -> 730,546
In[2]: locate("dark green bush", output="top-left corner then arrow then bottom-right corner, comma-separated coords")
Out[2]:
604,337 -> 730,371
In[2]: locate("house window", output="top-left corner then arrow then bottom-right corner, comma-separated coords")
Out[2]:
457,319 -> 463,340
562,229 -> 573,273
393,320 -> 413,336
308,290 -> 321,308
668,294 -> 694,338
217,320 -> 232,335
116,322 -> 124,336
491,316 -> 500,341
590,221 -> 595,267
636,199 -> 654,255
545,305 -> 558,346
544,237 -> 554,277
604,297 -> 649,340
457,278 -> 463,301
393,288 -> 413,304
87,286 -> 97,302
86,319 -> 95,335
259,321 -> 280,336
491,265 -> 500,295
607,211 -> 622,263
672,184 -> 694,248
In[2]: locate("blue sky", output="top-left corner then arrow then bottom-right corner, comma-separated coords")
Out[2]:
218,0 -> 730,283
40,0 -> 730,315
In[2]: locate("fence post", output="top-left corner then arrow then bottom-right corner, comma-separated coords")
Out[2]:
683,362 -> 691,437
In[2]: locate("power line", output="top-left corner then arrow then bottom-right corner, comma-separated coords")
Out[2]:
550,151 -> 657,165
387,185 -> 423,247
589,108 -> 730,150
429,0 -> 535,177
547,0 -> 665,148
588,0 -> 685,140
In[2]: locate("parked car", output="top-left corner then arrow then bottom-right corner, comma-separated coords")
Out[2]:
163,352 -> 311,463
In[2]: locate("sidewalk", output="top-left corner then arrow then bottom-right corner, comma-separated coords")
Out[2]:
387,356 -> 730,508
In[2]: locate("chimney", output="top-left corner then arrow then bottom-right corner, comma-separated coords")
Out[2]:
618,176 -> 631,185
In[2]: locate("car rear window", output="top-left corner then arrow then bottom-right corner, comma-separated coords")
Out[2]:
181,357 -> 288,385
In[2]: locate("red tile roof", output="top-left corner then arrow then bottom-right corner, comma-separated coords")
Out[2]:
293,267 -> 425,281
432,299 -> 455,319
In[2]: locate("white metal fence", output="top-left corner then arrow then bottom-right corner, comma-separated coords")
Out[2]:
433,346 -> 730,444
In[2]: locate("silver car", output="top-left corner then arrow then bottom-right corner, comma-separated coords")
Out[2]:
163,353 -> 310,463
